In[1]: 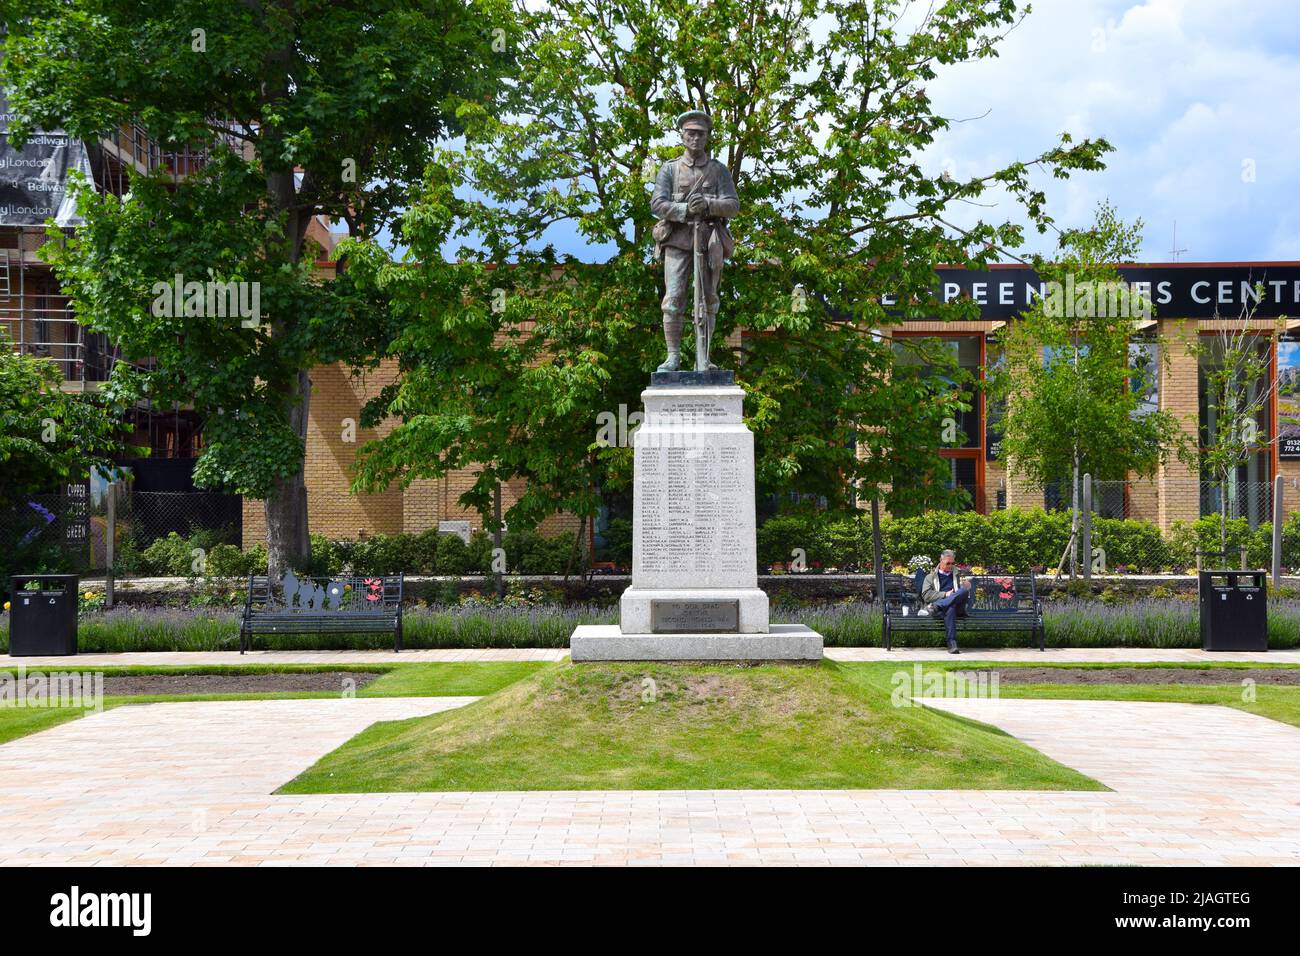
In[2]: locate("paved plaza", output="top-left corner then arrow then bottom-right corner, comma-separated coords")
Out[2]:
0,690 -> 1297,865
2,647 -> 1295,667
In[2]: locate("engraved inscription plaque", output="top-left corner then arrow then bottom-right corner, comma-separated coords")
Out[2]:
651,600 -> 739,633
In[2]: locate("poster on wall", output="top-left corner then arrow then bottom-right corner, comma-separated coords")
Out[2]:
0,90 -> 92,227
1278,340 -> 1300,458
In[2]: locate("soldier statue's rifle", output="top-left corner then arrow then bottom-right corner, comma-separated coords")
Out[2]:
686,184 -> 706,370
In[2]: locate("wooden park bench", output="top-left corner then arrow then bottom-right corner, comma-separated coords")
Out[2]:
881,571 -> 1044,650
240,571 -> 405,653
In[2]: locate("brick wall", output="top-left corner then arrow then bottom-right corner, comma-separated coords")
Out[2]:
1156,318 -> 1202,531
238,314 -> 1286,550
243,359 -> 586,549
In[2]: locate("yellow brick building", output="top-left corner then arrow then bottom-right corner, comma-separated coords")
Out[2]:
238,261 -> 1300,548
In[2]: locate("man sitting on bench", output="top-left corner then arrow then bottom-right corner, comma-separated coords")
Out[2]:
921,549 -> 971,655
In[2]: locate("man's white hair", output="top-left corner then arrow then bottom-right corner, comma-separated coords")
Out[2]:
940,549 -> 955,559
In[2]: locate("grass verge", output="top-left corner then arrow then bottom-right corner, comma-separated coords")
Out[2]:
839,661 -> 1300,730
0,662 -> 544,745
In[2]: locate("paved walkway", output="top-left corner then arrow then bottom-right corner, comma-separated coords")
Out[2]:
826,647 -> 1300,663
3,647 -> 1296,667
0,649 -> 570,666
1,694 -> 1297,865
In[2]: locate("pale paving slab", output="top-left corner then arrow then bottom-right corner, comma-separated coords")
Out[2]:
0,648 -> 568,667
4,647 -> 1297,667
826,647 -> 1300,663
1,694 -> 1299,865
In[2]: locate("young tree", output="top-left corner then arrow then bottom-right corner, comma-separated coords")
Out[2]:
1193,301 -> 1282,556
0,331 -> 137,500
345,0 -> 1112,540
1,0 -> 513,576
992,201 -> 1193,577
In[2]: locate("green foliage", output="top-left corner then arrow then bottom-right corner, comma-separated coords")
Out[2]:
598,517 -> 633,568
346,0 -> 1112,530
0,331 -> 137,500
502,529 -> 580,575
756,511 -> 870,570
750,506 -> 1267,574
992,202 -> 1194,493
2,0 -> 514,574
139,533 -> 198,577
0,536 -> 77,599
431,534 -> 472,575
206,543 -> 268,578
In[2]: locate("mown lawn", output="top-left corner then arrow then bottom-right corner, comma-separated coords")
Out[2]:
0,662 -> 545,745
279,659 -> 1105,794
839,660 -> 1300,730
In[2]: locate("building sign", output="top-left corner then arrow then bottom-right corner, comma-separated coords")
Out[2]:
0,91 -> 91,227
63,481 -> 90,548
893,265 -> 1300,320
1278,341 -> 1300,459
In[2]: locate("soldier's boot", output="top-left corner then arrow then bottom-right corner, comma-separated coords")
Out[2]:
656,311 -> 682,372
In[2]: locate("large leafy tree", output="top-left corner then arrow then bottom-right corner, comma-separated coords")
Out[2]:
1,0 -> 513,575
345,0 -> 1112,541
992,201 -> 1194,576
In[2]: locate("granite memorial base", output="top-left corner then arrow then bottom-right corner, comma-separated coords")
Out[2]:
570,623 -> 824,661
571,374 -> 823,662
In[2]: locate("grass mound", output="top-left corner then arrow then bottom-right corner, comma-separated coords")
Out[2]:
279,659 -> 1104,793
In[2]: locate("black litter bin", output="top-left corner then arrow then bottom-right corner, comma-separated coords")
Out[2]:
1199,570 -> 1267,652
8,575 -> 79,656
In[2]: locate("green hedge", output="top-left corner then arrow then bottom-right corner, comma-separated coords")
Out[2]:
61,507 -> 1300,583
754,507 -> 1300,574
116,527 -> 587,578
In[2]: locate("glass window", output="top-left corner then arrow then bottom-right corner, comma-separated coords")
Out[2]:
984,339 -> 1004,460
891,335 -> 981,449
1128,339 -> 1159,417
1198,336 -> 1270,448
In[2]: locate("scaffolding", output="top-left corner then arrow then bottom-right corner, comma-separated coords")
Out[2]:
1,117 -> 236,388
0,227 -> 115,387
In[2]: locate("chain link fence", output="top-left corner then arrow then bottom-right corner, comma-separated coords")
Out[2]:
0,488 -> 242,591
0,490 -> 100,585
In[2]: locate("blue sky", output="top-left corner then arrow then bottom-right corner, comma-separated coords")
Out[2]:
381,0 -> 1300,265
923,0 -> 1300,263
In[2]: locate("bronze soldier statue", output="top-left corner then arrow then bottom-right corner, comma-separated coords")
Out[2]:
651,110 -> 739,372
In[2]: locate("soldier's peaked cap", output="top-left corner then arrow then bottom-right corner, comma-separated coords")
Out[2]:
677,110 -> 712,131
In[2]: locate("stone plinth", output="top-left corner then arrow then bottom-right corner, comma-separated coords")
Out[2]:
619,383 -> 768,633
570,624 -> 823,661
573,380 -> 822,662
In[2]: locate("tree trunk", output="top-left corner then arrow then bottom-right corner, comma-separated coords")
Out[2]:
1069,458 -> 1080,579
265,367 -> 312,579
260,36 -> 313,582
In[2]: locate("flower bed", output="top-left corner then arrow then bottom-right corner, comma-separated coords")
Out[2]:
3,598 -> 1298,651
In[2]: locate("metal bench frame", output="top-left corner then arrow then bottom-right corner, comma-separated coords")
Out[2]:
882,572 -> 1043,650
239,572 -> 404,653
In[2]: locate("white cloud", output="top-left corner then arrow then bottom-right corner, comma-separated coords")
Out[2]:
923,0 -> 1300,261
